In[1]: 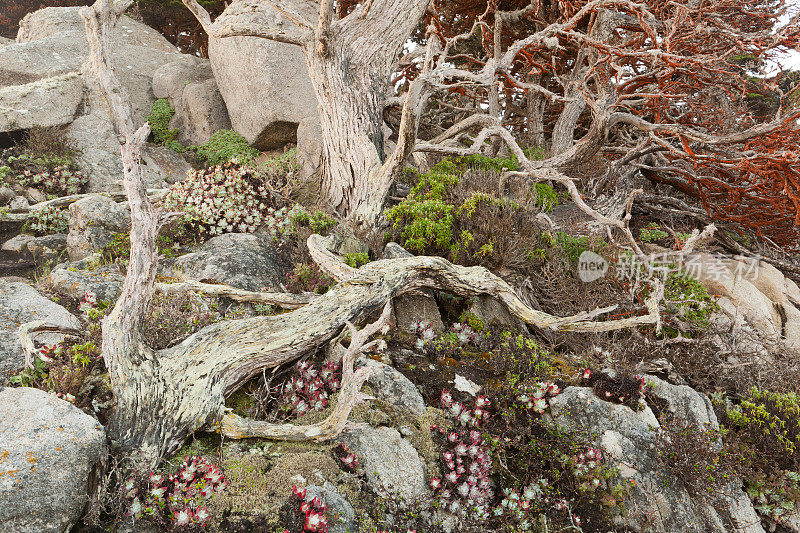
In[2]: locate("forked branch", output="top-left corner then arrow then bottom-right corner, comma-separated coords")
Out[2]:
220,302 -> 392,441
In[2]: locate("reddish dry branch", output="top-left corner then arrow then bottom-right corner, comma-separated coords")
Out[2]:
408,0 -> 800,245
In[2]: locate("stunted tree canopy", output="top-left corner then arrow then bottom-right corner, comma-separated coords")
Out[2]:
184,0 -> 799,246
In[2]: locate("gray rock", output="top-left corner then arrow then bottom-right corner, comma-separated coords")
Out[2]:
0,7 -> 191,190
208,0 -> 318,149
171,79 -> 231,146
305,484 -> 356,533
9,196 -> 29,210
142,144 -> 193,186
173,232 -> 285,292
47,264 -> 124,302
329,224 -> 368,258
358,357 -> 426,417
25,233 -> 68,262
382,242 -> 413,259
0,73 -> 82,132
340,426 -> 429,507
0,387 -> 106,533
2,234 -> 35,256
152,55 -> 212,101
13,7 -> 184,124
296,116 -> 323,182
0,280 -> 81,380
152,56 -> 231,146
467,294 -> 527,331
393,293 -> 445,334
66,107 -> 192,192
23,187 -> 47,204
645,375 -> 718,430
549,386 -> 764,533
66,194 -> 130,261
0,186 -> 15,205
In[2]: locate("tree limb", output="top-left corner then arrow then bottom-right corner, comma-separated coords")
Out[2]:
155,280 -> 315,309
181,0 -> 308,45
220,301 -> 392,440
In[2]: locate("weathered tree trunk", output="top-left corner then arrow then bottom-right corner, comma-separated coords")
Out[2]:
302,0 -> 430,221
182,0 -> 434,224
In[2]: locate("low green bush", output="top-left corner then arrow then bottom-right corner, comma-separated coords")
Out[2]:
195,129 -> 258,165
146,99 -> 185,152
386,158 -> 545,270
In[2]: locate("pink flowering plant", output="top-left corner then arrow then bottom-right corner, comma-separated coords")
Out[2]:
281,485 -> 329,533
412,319 -> 485,354
163,161 -> 302,239
486,371 -> 627,531
277,359 -> 343,419
121,455 -> 227,529
18,165 -> 87,196
430,391 -> 494,520
333,442 -> 359,472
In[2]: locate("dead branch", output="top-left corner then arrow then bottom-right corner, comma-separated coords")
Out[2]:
0,190 -> 167,223
19,320 -> 83,369
155,280 -> 315,309
181,0 -> 308,45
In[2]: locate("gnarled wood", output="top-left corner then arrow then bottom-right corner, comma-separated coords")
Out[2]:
221,301 -> 391,441
86,0 -> 666,471
155,280 -> 315,309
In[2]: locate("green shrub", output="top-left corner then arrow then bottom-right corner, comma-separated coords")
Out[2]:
533,182 -> 558,212
195,129 -> 258,165
386,158 -> 542,269
146,99 -> 185,152
663,271 -> 719,332
291,208 -> 337,234
721,389 -> 800,470
640,223 -> 669,243
344,252 -> 369,268
551,231 -> 590,267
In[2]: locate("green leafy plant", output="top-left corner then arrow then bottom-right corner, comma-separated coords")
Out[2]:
532,182 -> 558,212
9,357 -> 48,387
146,99 -> 186,152
292,208 -> 337,234
640,223 -> 669,243
344,252 -> 369,268
663,271 -> 719,333
386,158 -> 543,270
721,389 -> 800,470
746,470 -> 800,525
195,129 -> 258,165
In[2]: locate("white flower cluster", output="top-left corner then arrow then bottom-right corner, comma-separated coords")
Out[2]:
517,381 -> 561,414
164,163 -> 300,239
